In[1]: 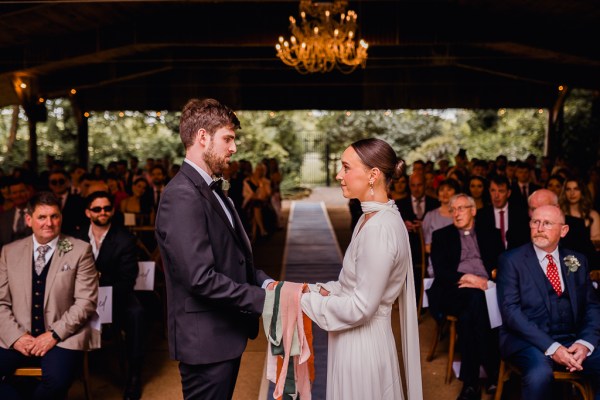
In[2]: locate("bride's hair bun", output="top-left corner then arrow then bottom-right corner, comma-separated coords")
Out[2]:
393,160 -> 405,179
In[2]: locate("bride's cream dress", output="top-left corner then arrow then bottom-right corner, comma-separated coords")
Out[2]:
301,200 -> 423,400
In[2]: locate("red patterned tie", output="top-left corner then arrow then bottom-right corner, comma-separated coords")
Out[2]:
546,254 -> 562,296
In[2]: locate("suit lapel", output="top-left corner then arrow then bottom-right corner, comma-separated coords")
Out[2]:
524,244 -> 551,311
181,164 -> 251,254
95,228 -> 115,266
223,196 -> 253,254
44,235 -> 67,307
19,238 -> 34,313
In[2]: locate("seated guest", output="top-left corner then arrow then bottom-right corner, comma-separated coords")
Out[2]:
120,177 -> 152,226
497,205 -> 600,400
242,162 -> 272,242
422,178 -> 461,275
559,178 -> 600,243
477,175 -> 530,250
48,169 -> 86,236
0,177 -> 14,212
545,174 -> 565,198
466,175 -> 491,210
396,172 -> 440,298
149,165 -> 167,213
76,191 -> 146,400
429,194 -> 504,399
529,189 -> 598,267
106,173 -> 128,212
0,178 -> 33,250
0,191 -> 99,399
388,173 -> 409,201
510,161 -> 541,209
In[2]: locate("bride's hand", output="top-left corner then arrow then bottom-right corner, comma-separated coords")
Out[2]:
319,287 -> 330,296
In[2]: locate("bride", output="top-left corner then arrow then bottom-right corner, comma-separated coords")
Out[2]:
301,138 -> 423,400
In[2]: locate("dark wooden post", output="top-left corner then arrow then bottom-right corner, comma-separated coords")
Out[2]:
545,86 -> 568,160
70,94 -> 89,170
27,118 -> 38,173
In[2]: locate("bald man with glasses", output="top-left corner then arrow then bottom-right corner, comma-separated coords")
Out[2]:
497,205 -> 600,400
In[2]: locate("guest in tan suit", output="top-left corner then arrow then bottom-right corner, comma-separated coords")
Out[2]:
0,191 -> 99,399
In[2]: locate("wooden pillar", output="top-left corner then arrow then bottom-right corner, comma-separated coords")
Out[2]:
592,91 -> 600,160
544,86 -> 568,160
70,94 -> 89,170
12,74 -> 45,174
27,119 -> 38,173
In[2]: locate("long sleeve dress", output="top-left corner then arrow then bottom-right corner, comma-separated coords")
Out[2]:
301,200 -> 423,400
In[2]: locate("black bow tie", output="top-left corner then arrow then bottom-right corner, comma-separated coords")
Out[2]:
210,178 -> 224,192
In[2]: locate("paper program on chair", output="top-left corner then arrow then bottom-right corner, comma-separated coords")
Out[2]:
135,261 -> 155,291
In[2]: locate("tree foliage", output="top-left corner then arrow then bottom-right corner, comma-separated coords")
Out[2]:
1,90 -> 596,184
561,89 -> 600,172
88,110 -> 182,166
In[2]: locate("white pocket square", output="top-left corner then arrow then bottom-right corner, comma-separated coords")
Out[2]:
61,264 -> 72,272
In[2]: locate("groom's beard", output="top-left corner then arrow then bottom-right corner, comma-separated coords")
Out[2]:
204,143 -> 229,176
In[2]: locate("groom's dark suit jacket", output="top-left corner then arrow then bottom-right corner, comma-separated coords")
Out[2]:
155,162 -> 270,365
497,244 -> 600,358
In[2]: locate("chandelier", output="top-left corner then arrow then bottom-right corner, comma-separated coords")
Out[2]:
275,0 -> 368,74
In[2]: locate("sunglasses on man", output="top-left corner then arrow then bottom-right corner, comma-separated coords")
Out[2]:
89,206 -> 113,213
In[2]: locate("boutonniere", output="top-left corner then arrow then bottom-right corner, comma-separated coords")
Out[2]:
563,255 -> 581,274
222,179 -> 230,192
57,238 -> 73,256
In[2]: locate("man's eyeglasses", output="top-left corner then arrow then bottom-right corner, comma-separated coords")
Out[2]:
529,219 -> 562,230
449,205 -> 473,213
89,206 -> 113,213
49,179 -> 66,185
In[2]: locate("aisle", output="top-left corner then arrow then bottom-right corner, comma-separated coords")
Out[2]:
262,201 -> 343,400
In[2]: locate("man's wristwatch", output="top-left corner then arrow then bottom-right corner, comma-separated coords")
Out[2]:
51,330 -> 62,342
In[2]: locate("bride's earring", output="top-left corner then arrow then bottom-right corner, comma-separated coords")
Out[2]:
369,179 -> 374,196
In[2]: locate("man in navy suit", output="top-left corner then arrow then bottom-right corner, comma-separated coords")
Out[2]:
155,98 -> 273,399
528,188 -> 598,267
497,205 -> 600,400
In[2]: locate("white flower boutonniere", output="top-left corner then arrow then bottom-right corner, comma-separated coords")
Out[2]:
57,238 -> 74,256
222,179 -> 230,192
563,255 -> 581,274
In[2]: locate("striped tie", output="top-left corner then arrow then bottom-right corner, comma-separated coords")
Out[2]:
35,245 -> 50,276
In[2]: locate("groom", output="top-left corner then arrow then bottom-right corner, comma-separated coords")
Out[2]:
497,205 -> 600,399
155,98 -> 273,399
